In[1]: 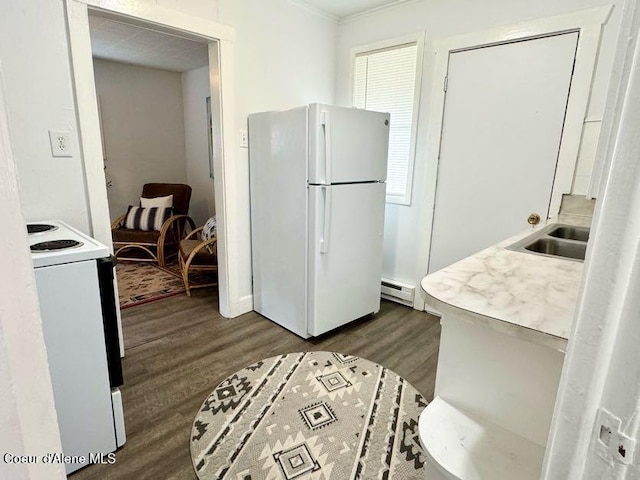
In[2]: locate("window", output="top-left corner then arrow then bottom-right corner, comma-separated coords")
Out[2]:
352,39 -> 422,205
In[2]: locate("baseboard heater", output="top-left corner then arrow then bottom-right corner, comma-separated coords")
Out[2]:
381,279 -> 415,307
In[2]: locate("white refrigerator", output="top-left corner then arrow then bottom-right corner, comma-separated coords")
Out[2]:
249,103 -> 389,338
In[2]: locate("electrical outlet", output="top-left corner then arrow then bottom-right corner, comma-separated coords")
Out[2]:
239,130 -> 248,148
596,408 -> 636,465
49,130 -> 73,157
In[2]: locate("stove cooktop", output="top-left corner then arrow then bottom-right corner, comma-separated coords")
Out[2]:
27,223 -> 58,234
28,220 -> 110,268
30,239 -> 84,252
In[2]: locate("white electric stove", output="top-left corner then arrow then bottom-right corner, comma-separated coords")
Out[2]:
29,220 -> 126,474
28,220 -> 109,267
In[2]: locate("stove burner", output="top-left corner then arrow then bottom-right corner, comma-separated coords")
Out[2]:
30,239 -> 83,252
27,223 -> 57,234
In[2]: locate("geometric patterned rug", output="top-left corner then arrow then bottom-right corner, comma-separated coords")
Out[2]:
116,261 -> 215,309
191,351 -> 427,479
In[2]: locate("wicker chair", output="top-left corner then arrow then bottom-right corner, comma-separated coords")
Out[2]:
111,183 -> 195,266
178,227 -> 218,296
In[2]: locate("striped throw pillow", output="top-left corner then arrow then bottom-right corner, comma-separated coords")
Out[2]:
123,206 -> 172,231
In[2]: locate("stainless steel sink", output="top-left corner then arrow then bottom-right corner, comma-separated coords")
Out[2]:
508,224 -> 589,262
524,238 -> 587,260
547,225 -> 590,242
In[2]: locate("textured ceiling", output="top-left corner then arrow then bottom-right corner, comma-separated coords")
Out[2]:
89,14 -> 209,73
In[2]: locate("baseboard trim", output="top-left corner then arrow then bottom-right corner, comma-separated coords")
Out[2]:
235,294 -> 253,316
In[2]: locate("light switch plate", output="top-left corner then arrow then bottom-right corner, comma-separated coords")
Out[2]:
239,129 -> 248,148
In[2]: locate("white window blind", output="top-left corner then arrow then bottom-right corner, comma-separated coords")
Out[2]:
353,42 -> 419,201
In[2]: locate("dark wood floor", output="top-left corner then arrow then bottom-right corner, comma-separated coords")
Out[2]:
71,290 -> 440,480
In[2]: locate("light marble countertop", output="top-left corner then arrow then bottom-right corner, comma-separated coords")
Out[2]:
421,218 -> 588,351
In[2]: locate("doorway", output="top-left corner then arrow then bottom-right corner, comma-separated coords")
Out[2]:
89,12 -> 218,227
65,0 -> 245,320
428,32 -> 578,272
87,12 -> 221,310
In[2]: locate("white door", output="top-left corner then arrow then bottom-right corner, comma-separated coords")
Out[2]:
307,182 -> 386,336
308,104 -> 389,184
429,32 -> 578,273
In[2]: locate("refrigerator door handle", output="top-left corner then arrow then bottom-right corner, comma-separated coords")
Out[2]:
321,110 -> 332,184
320,186 -> 332,254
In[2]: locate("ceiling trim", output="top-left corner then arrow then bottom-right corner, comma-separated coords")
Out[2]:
339,0 -> 424,24
286,0 -> 339,23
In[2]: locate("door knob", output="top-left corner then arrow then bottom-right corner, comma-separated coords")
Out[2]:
528,213 -> 541,225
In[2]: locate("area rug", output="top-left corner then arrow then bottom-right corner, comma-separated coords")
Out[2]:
116,261 -> 184,309
191,351 -> 427,479
116,261 -> 216,309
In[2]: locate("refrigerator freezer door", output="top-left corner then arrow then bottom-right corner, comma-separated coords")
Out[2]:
308,104 -> 389,184
308,182 -> 386,336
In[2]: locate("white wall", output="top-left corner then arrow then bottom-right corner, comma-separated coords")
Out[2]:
182,65 -> 216,226
335,0 -> 622,289
0,69 -> 65,480
0,0 -> 90,232
93,59 -> 188,220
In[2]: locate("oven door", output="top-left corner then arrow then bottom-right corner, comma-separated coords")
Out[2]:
97,255 -> 124,388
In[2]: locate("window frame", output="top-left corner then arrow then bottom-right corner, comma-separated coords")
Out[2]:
349,33 -> 424,206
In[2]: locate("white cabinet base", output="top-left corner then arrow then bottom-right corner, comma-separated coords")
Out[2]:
419,397 -> 545,480
419,309 -> 566,478
434,311 -> 565,446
